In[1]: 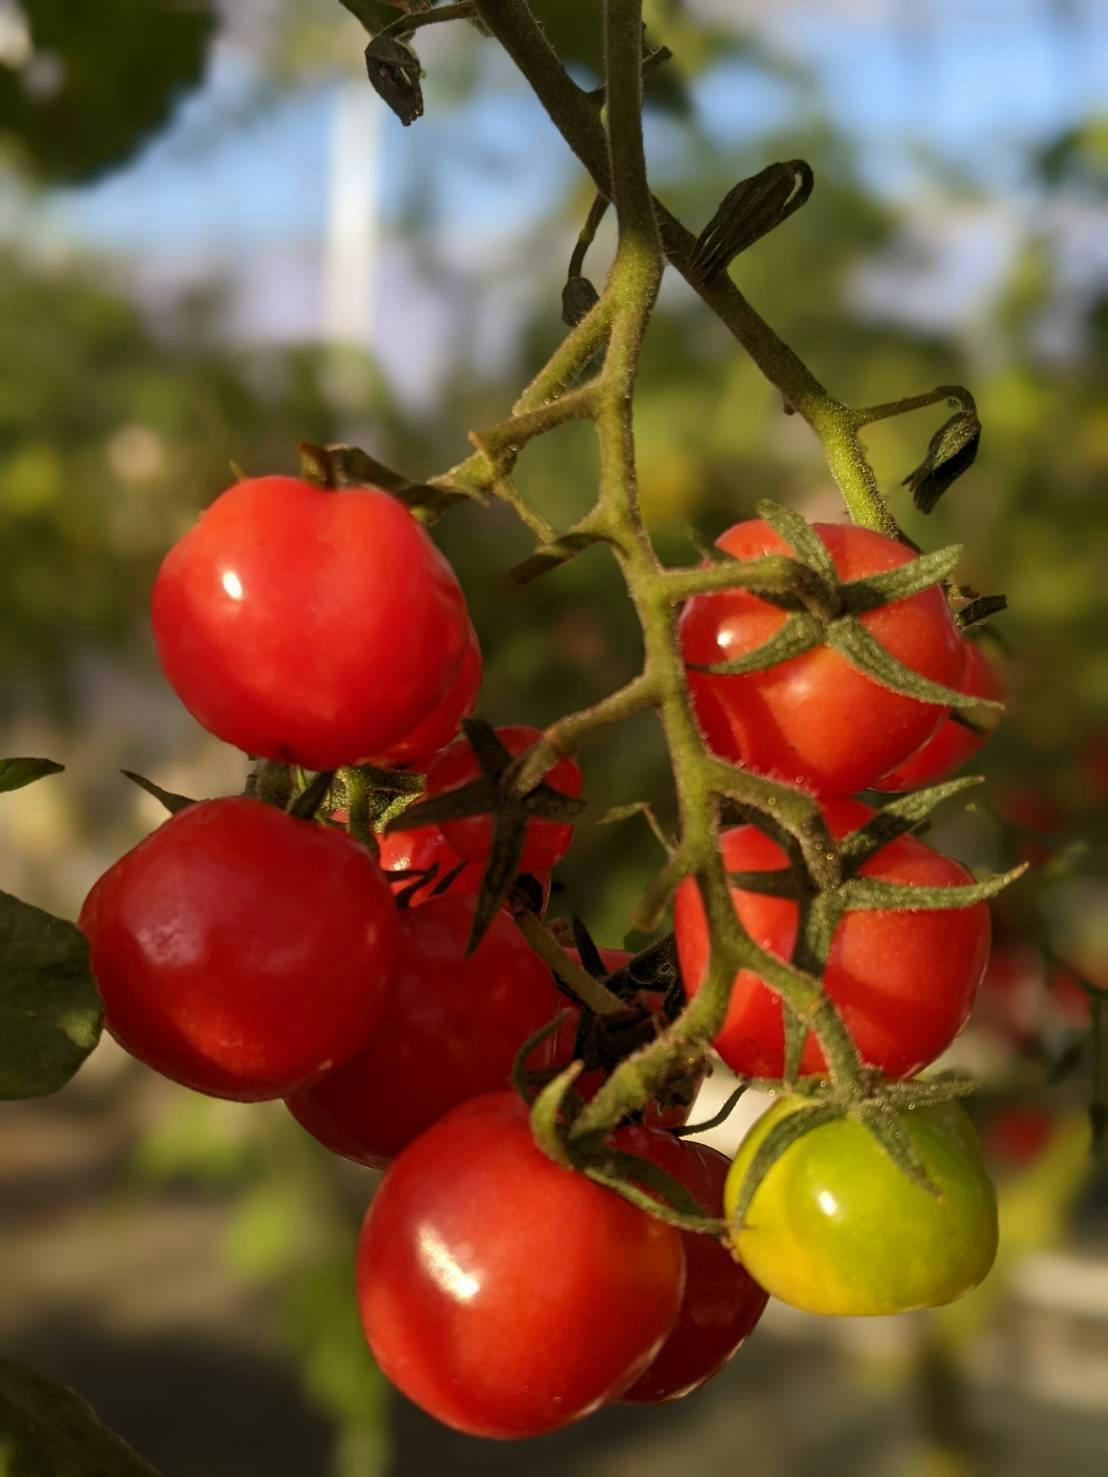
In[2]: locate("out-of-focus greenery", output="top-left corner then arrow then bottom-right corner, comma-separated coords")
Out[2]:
0,0 -> 215,184
0,254 -> 400,712
2,4 -> 1107,1475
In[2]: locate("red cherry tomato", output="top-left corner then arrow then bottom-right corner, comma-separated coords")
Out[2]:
286,895 -> 564,1166
995,784 -> 1067,867
425,724 -> 583,875
372,632 -> 482,770
674,799 -> 990,1079
376,822 -> 478,906
614,1127 -> 767,1404
978,941 -> 1091,1044
981,1105 -> 1056,1167
877,639 -> 1003,792
357,1091 -> 686,1438
679,519 -> 964,796
152,476 -> 479,771
79,797 -> 399,1101
550,949 -> 703,1129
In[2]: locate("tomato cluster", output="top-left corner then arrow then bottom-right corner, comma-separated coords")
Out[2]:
79,482 -> 1004,1441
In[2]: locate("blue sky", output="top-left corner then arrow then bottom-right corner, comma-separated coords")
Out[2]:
54,0 -> 1108,251
18,1 -> 1105,401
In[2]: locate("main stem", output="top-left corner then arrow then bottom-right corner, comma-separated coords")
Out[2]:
551,1 -> 864,1141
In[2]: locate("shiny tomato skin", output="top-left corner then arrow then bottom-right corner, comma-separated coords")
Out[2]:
615,1129 -> 767,1404
286,895 -> 564,1166
724,1096 -> 998,1316
79,797 -> 399,1101
426,724 -> 583,875
372,629 -> 482,770
376,822 -> 479,906
679,519 -> 964,797
357,1092 -> 686,1438
877,639 -> 1003,792
152,476 -> 477,771
674,799 -> 990,1079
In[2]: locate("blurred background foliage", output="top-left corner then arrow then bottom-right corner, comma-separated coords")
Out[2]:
1,1 -> 1107,1475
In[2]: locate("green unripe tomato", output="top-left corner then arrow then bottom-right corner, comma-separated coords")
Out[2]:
724,1096 -> 998,1317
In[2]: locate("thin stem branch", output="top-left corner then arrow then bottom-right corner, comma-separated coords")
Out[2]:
472,0 -> 899,536
512,672 -> 660,793
373,1 -> 477,38
852,384 -> 976,427
512,910 -> 626,1016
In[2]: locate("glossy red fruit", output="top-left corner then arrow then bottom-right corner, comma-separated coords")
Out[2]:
551,950 -> 703,1130
679,519 -> 964,797
674,799 -> 990,1079
79,797 -> 399,1101
614,1128 -> 767,1404
372,632 -> 482,770
376,822 -> 478,906
357,1092 -> 686,1438
286,895 -> 563,1166
425,724 -> 583,875
152,476 -> 479,771
878,639 -> 1003,792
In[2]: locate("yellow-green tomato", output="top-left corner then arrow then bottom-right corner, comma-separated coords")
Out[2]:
724,1097 -> 998,1317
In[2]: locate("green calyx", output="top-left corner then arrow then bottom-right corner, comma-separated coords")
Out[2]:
385,719 -> 586,953
690,499 -> 1004,715
723,782 -> 1025,994
525,1056 -> 723,1238
726,1070 -> 981,1232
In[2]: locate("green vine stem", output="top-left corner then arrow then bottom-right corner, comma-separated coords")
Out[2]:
344,1 -> 1013,1172
506,0 -> 870,1140
510,909 -> 626,1017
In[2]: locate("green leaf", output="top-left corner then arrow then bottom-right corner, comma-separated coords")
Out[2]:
957,593 -> 1008,630
467,811 -> 529,955
588,1149 -> 723,1233
363,33 -> 424,126
510,529 -> 606,587
562,275 -> 600,326
460,717 -> 512,777
837,864 -> 1026,914
0,891 -> 102,1100
0,1360 -> 159,1476
338,0 -> 401,32
519,787 -> 587,822
853,1102 -> 939,1197
728,1102 -> 841,1229
0,757 -> 63,795
287,769 -> 337,822
0,0 -> 214,185
385,777 -> 499,832
840,776 -> 984,866
120,770 -> 196,816
827,617 -> 1004,709
902,408 -> 981,513
839,543 -> 963,614
754,500 -> 838,584
691,160 -> 814,280
725,867 -> 802,898
689,611 -> 823,676
511,1008 -> 572,1103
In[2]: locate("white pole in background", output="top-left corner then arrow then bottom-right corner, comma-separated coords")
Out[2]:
322,79 -> 383,350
